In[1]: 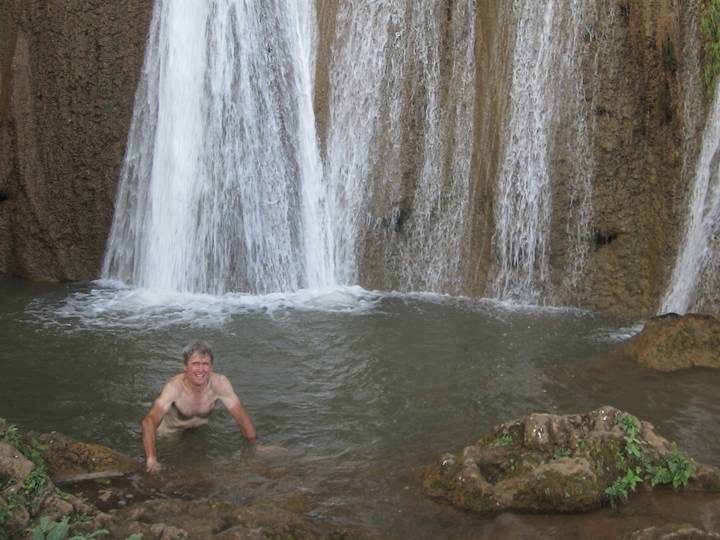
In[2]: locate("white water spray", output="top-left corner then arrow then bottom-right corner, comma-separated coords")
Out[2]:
490,0 -> 594,303
661,79 -> 720,314
103,0 -> 327,294
323,1 -> 476,292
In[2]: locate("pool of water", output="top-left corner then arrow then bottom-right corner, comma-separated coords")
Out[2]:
2,278 -> 720,538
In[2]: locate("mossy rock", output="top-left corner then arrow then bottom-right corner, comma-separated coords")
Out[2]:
423,406 -> 719,514
616,313 -> 720,371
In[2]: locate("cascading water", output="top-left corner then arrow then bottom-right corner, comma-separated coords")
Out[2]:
489,0 -> 594,304
323,1 -> 476,293
102,0 -> 599,303
102,0 -> 328,295
661,78 -> 720,314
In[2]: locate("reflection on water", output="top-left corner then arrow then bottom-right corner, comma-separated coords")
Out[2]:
2,278 -> 720,537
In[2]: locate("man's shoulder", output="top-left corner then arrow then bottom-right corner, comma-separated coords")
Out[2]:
210,372 -> 230,385
209,372 -> 234,395
163,374 -> 185,392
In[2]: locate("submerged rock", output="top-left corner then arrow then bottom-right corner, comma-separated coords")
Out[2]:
630,525 -> 720,539
423,406 -> 720,514
36,431 -> 142,482
617,313 -> 720,371
0,419 -> 377,539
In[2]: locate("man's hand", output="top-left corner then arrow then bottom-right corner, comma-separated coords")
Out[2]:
146,457 -> 161,474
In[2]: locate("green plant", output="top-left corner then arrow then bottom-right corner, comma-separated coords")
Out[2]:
23,442 -> 50,498
30,516 -> 70,540
493,433 -> 514,446
71,530 -> 110,540
29,516 -> 109,540
604,477 -> 629,508
617,413 -> 642,461
1,421 -> 22,449
604,467 -> 643,508
577,436 -> 588,450
604,412 -> 696,508
603,413 -> 645,507
647,447 -> 696,489
701,0 -> 720,94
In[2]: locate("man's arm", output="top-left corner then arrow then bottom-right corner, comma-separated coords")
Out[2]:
141,382 -> 178,472
216,375 -> 257,442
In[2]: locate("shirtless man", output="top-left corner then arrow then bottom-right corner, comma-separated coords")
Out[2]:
141,340 -> 257,473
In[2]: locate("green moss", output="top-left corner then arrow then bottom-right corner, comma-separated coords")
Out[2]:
662,37 -> 678,74
588,438 -> 623,481
462,492 -> 494,513
701,0 -> 720,95
514,470 -> 598,511
491,424 -> 524,448
429,478 -> 453,493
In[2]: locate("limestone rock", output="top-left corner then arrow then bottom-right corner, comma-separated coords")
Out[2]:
423,406 -> 720,514
36,431 -> 141,481
618,313 -> 720,371
629,525 -> 720,539
0,440 -> 34,482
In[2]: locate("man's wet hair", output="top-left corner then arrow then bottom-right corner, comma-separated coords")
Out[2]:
183,340 -> 214,364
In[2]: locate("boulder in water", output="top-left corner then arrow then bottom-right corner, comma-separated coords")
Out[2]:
618,313 -> 720,371
423,406 -> 720,514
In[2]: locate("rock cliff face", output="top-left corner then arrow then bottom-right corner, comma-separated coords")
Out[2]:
577,0 -> 704,316
0,0 -> 153,281
0,0 -> 711,316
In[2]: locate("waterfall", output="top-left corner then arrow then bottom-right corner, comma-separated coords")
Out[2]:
102,0 -> 603,302
102,0 -> 327,295
323,1 -> 476,292
661,79 -> 720,314
489,0 -> 594,304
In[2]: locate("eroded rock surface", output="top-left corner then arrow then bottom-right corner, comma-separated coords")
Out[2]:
630,525 -> 720,539
617,313 -> 720,371
423,406 -> 720,514
36,431 -> 141,482
0,420 -> 376,539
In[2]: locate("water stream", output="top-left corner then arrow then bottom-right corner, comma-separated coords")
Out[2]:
103,0 -> 326,294
489,0 -> 594,304
661,78 -> 720,314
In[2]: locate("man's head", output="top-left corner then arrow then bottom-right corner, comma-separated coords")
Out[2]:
183,340 -> 214,365
182,341 -> 214,388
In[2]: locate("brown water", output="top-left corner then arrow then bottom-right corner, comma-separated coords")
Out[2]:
2,278 -> 720,538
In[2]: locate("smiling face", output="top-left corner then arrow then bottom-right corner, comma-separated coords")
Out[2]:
184,352 -> 213,388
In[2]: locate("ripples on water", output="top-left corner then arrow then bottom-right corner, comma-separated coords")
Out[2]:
2,279 -> 720,537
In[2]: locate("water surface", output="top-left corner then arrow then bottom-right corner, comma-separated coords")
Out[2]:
2,279 -> 719,538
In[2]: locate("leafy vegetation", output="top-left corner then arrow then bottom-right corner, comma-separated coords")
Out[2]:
647,447 -> 696,489
493,433 -> 514,446
551,447 -> 572,461
28,516 -> 109,540
604,413 -> 695,508
701,0 -> 720,94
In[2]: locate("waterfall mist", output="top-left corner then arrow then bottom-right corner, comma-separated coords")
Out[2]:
488,0 -> 594,304
661,79 -> 720,314
103,0 -> 327,294
104,0 -> 717,315
323,1 -> 476,292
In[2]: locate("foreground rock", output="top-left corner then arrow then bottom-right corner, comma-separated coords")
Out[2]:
617,313 -> 720,371
423,406 -> 720,514
36,431 -> 142,482
0,418 -> 375,539
630,525 -> 720,539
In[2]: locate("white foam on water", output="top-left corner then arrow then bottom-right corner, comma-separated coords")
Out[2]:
30,281 -> 382,331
